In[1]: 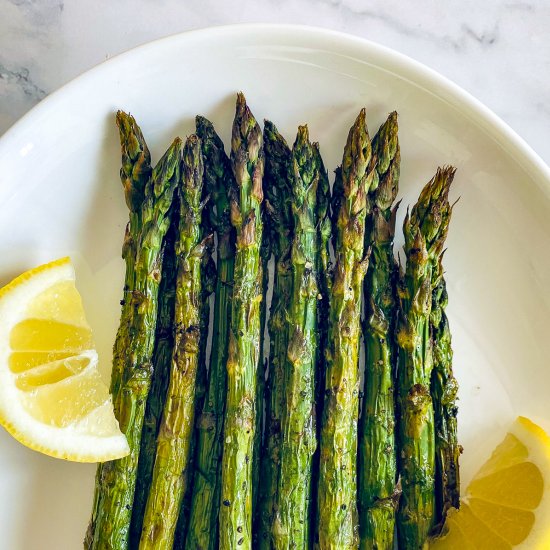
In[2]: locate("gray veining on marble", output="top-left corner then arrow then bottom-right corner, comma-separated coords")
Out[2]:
0,63 -> 46,99
1,0 -> 549,163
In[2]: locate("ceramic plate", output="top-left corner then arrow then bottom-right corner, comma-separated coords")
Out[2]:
0,24 -> 549,549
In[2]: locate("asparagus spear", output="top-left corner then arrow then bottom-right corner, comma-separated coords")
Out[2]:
431,261 -> 461,525
271,125 -> 321,549
219,93 -> 264,550
254,195 -> 271,515
185,115 -> 236,550
139,135 -> 208,549
310,142 -> 332,546
85,135 -> 181,550
396,166 -> 455,549
314,142 -> 332,335
172,235 -> 216,550
358,112 -> 400,550
110,111 -> 152,406
85,111 -> 152,549
129,219 -> 177,547
317,109 -> 375,548
257,120 -> 294,548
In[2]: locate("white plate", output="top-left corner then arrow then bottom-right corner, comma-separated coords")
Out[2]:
0,24 -> 549,549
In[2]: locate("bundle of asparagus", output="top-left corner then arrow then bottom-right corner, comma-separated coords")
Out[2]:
85,96 -> 459,550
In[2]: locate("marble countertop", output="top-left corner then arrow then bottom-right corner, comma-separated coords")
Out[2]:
2,1 -> 550,165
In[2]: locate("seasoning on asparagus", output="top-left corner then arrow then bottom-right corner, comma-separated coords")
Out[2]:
358,112 -> 400,550
219,93 -> 264,550
129,219 -> 177,547
317,109 -> 375,548
431,259 -> 461,526
257,120 -> 294,548
85,130 -> 181,550
396,166 -> 455,549
139,135 -> 209,549
271,125 -> 323,549
186,115 -> 236,550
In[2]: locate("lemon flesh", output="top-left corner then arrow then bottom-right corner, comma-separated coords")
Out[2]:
430,417 -> 550,549
0,257 -> 128,462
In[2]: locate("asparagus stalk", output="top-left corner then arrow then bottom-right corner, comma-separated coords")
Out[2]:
129,219 -> 177,547
358,112 -> 400,550
310,142 -> 332,546
110,111 -> 152,406
431,261 -> 461,525
219,93 -> 264,550
317,109 -> 375,548
396,166 -> 455,549
86,135 -> 181,550
271,125 -> 322,549
185,115 -> 236,550
86,111 -> 152,549
314,141 -> 332,332
173,231 -> 216,550
254,195 -> 271,515
257,120 -> 294,548
139,135 -> 208,549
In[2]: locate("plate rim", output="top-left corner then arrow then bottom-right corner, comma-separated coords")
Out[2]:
1,23 -> 549,185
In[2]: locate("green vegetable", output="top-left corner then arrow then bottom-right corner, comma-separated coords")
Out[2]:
110,111 -> 152,405
310,141 -> 332,547
431,261 -> 461,526
317,109 -> 375,548
129,219 -> 177,547
85,127 -> 181,550
314,140 -> 332,345
396,166 -> 455,549
272,125 -> 324,549
254,184 -> 271,517
173,198 -> 217,550
358,112 -> 400,550
139,135 -> 208,549
257,120 -> 294,549
219,93 -> 264,550
185,115 -> 236,550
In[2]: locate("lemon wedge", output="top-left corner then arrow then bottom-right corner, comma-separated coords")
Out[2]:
430,416 -> 550,549
0,257 -> 129,462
